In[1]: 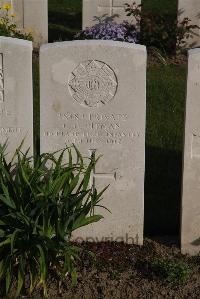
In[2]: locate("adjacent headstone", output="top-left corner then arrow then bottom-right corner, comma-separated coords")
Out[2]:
82,0 -> 141,29
178,0 -> 200,47
0,37 -> 33,157
182,48 -> 200,255
0,0 -> 48,46
40,40 -> 146,245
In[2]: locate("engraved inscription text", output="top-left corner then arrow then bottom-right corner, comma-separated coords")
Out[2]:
44,112 -> 141,146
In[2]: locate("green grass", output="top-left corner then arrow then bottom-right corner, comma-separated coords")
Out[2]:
146,65 -> 186,152
48,0 -> 82,42
148,258 -> 190,284
145,65 -> 186,234
36,0 -> 186,235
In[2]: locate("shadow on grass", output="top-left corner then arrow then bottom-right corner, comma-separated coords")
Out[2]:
33,56 -> 40,156
145,145 -> 182,236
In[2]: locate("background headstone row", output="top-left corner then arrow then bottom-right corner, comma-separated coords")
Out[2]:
0,36 -> 199,255
0,1 -> 200,47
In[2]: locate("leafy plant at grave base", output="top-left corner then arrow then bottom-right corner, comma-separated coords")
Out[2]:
74,18 -> 138,43
0,4 -> 32,41
124,2 -> 200,54
0,142 -> 108,297
149,258 -> 191,284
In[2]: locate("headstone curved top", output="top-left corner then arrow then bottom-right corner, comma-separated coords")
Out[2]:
40,40 -> 146,245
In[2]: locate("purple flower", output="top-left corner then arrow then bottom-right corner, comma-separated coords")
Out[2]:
75,21 -> 138,44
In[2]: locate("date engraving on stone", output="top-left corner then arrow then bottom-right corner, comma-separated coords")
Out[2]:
68,60 -> 118,108
0,54 -> 4,103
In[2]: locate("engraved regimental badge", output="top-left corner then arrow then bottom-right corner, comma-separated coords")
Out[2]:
68,60 -> 118,108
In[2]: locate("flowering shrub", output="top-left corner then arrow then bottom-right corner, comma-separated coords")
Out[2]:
76,1 -> 200,53
125,2 -> 200,54
75,21 -> 138,43
0,3 -> 32,41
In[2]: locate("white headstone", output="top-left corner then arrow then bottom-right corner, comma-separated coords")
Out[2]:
0,0 -> 48,46
82,0 -> 141,29
178,0 -> 200,47
182,48 -> 200,255
0,37 -> 33,157
40,40 -> 146,245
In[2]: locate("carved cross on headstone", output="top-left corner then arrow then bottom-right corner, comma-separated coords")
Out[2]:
89,149 -> 117,189
98,0 -> 125,17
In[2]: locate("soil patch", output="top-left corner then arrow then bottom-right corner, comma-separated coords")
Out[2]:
6,237 -> 200,299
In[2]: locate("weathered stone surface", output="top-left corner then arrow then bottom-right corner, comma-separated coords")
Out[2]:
178,0 -> 200,47
82,0 -> 141,29
0,37 -> 33,157
182,48 -> 200,255
40,40 -> 146,245
0,0 -> 48,46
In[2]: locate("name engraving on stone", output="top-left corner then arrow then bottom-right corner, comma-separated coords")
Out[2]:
0,53 -> 4,103
44,112 -> 141,145
68,60 -> 118,108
